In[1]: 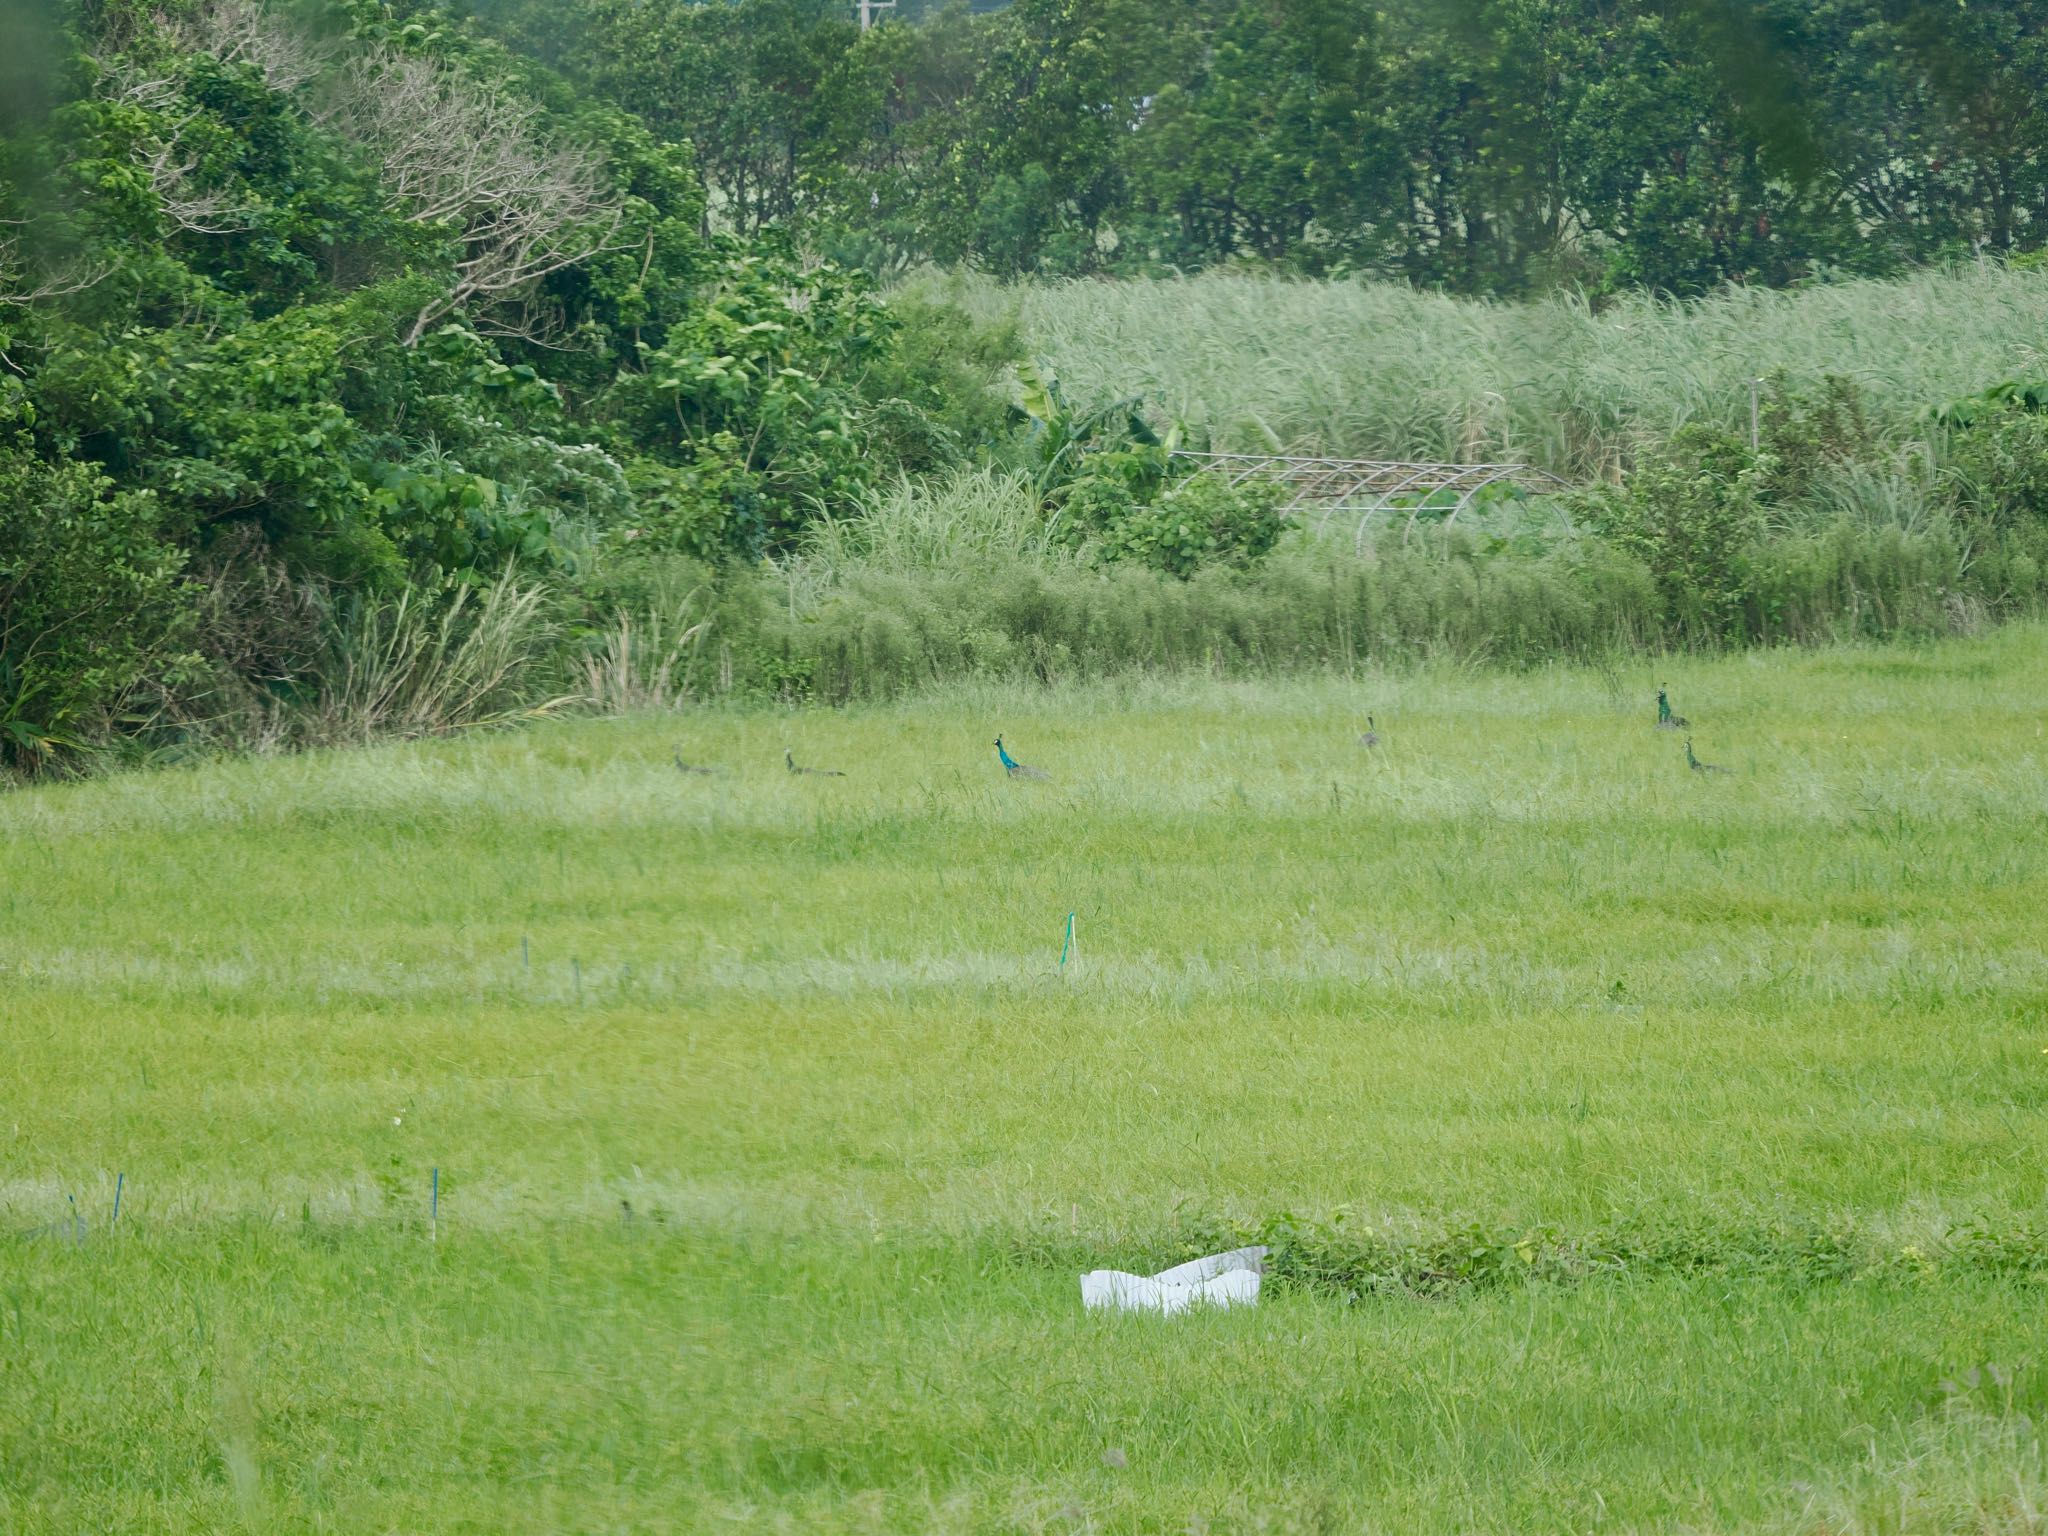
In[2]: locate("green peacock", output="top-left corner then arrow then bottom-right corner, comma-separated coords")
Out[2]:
1685,736 -> 1728,774
1656,687 -> 1689,731
995,736 -> 1050,780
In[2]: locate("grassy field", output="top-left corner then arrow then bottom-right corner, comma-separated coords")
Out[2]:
5,627 -> 2048,1532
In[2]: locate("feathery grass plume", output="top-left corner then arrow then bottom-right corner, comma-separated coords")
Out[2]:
307,573 -> 575,745
798,467 -> 1069,579
580,592 -> 712,714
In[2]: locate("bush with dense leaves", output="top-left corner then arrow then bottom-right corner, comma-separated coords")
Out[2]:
1094,471 -> 1287,579
0,455 -> 195,771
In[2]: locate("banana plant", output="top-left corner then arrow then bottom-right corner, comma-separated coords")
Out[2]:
1014,359 -> 1164,503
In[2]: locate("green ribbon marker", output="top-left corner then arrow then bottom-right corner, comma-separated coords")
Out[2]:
1059,912 -> 1076,970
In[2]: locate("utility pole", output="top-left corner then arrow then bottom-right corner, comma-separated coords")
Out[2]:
856,0 -> 894,29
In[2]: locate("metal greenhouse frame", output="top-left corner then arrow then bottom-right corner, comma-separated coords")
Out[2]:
1171,451 -> 1574,548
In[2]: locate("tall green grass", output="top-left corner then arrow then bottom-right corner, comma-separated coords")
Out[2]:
949,262 -> 2048,474
6,628 -> 2048,1529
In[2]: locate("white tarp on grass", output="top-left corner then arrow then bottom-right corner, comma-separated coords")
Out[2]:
1080,1245 -> 1268,1314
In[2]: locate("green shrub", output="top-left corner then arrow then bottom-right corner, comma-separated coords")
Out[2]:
1095,471 -> 1287,578
598,243 -> 911,552
1942,402 -> 2048,528
0,456 -> 195,773
1579,425 -> 1763,644
622,453 -> 768,563
1739,520 -> 1960,643
850,292 -> 1021,474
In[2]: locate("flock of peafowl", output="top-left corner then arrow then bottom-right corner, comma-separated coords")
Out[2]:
670,688 -> 1727,784
1659,685 -> 1728,773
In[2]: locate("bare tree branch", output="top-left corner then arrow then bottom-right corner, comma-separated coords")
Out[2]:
0,235 -> 109,307
140,121 -> 261,234
313,51 -> 628,344
156,0 -> 336,95
92,51 -> 262,235
77,1 -> 626,340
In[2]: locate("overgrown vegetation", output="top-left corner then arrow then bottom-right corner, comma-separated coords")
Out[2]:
11,0 -> 2048,787
0,0 -> 1021,772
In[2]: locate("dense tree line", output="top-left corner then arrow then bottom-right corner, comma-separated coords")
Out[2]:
0,0 -> 1008,768
470,0 -> 2048,297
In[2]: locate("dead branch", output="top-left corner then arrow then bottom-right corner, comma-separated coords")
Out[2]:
156,0 -> 336,95
93,51 -> 262,235
0,236 -> 110,307
313,52 -> 627,343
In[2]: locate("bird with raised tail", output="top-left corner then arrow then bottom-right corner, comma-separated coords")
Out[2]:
995,736 -> 1050,780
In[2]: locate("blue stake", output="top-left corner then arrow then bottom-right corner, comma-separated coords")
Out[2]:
1059,912 -> 1076,971
112,1172 -> 124,1228
68,1194 -> 81,1245
430,1167 -> 439,1242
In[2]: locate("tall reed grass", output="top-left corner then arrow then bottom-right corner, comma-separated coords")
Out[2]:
579,593 -> 713,714
304,576 -> 577,743
169,571 -> 579,756
946,262 -> 2048,476
800,468 -> 1070,577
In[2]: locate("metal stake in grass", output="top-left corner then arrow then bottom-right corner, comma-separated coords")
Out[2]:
68,1194 -> 81,1245
111,1172 -> 123,1229
430,1167 -> 439,1243
1059,912 -> 1077,974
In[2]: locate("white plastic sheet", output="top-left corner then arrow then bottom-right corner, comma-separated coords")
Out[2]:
1079,1245 -> 1268,1314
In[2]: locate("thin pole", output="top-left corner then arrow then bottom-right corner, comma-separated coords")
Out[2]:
430,1167 -> 439,1243
1748,378 -> 1761,454
112,1172 -> 124,1228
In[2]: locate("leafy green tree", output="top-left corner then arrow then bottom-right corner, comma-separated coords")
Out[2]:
600,241 -> 908,551
0,455 -> 193,770
1126,0 -> 1392,269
